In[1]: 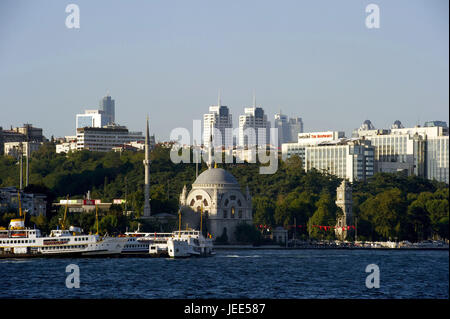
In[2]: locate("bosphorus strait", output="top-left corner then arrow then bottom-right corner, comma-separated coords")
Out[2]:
1,249 -> 448,299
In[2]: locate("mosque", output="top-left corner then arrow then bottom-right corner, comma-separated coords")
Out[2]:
179,164 -> 253,243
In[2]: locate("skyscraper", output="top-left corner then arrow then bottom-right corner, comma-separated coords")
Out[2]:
274,112 -> 303,145
99,94 -> 115,125
203,93 -> 233,148
238,96 -> 270,148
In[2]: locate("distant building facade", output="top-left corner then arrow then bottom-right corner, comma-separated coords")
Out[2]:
76,125 -> 144,152
76,110 -> 108,129
239,107 -> 270,148
99,94 -> 115,125
354,120 -> 449,183
282,131 -> 374,182
0,187 -> 47,216
0,124 -> 44,155
274,112 -> 303,145
4,141 -> 41,158
203,103 -> 233,148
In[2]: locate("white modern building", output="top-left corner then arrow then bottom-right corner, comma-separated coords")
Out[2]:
56,141 -> 77,154
76,125 -> 144,152
76,109 -> 108,129
354,120 -> 449,183
281,131 -> 345,162
203,100 -> 233,148
239,106 -> 270,148
281,131 -> 373,182
304,139 -> 375,182
426,136 -> 449,184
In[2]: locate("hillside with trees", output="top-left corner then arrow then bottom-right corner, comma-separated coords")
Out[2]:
0,142 -> 448,241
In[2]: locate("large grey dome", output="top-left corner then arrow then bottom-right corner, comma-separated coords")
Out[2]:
193,168 -> 239,185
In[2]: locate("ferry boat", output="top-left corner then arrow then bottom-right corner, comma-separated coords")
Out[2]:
167,230 -> 215,258
122,232 -> 172,255
0,219 -> 128,258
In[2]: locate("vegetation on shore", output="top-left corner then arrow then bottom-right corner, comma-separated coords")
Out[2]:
0,142 -> 448,242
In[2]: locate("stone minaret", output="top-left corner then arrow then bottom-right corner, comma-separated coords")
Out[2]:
335,180 -> 353,240
143,116 -> 151,217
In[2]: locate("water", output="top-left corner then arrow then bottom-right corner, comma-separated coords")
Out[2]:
0,249 -> 448,299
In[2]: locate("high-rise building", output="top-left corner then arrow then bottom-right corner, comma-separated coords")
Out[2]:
239,100 -> 270,148
274,112 -> 304,145
203,95 -> 233,148
76,110 -> 108,129
99,94 -> 115,125
426,136 -> 449,184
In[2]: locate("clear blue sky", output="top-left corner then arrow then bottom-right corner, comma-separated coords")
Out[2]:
0,0 -> 448,140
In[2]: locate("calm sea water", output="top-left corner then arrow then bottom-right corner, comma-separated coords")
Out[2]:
0,249 -> 448,299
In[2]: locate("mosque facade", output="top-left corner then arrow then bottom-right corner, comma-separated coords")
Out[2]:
179,167 -> 252,243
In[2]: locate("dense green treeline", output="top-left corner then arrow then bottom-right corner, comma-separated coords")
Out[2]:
0,142 -> 448,241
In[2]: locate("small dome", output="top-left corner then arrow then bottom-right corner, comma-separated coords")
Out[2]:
193,168 -> 239,185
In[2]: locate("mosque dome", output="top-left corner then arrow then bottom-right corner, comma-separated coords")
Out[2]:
193,168 -> 239,186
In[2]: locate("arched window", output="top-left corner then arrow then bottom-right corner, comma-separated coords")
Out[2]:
223,209 -> 227,218
190,199 -> 195,206
231,207 -> 235,218
203,199 -> 208,207
238,210 -> 243,219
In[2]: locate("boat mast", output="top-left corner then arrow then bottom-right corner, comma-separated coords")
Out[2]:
95,204 -> 99,235
178,209 -> 181,239
17,191 -> 24,221
200,203 -> 203,235
62,195 -> 69,230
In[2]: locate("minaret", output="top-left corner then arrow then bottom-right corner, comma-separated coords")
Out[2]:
143,116 -> 151,217
208,123 -> 213,169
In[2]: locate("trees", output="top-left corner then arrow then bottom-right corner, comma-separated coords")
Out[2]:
234,223 -> 263,245
308,191 -> 338,240
0,145 -> 448,241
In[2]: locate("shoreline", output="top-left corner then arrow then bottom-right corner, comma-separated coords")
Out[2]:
213,245 -> 449,250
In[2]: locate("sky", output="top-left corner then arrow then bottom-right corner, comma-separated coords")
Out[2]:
0,0 -> 448,141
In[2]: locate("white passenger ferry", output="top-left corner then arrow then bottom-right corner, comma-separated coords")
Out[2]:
122,232 -> 172,255
167,230 -> 215,258
0,219 -> 127,258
